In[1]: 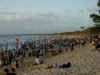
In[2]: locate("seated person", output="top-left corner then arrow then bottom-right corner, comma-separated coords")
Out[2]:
40,62 -> 71,70
60,62 -> 71,68
4,68 -> 11,75
10,68 -> 16,75
35,56 -> 43,65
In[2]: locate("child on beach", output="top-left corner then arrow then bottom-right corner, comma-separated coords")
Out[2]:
35,49 -> 43,65
35,57 -> 41,64
10,68 -> 16,75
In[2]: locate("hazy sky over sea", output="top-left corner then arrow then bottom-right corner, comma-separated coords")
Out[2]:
0,0 -> 98,34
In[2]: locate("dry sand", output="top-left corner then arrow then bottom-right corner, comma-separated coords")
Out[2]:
15,44 -> 100,75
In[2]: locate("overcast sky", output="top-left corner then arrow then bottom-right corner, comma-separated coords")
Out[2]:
0,0 -> 98,34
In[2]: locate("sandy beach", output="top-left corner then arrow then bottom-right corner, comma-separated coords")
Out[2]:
0,35 -> 99,75
0,0 -> 99,75
12,43 -> 100,75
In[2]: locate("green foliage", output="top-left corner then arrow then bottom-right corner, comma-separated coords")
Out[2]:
97,0 -> 100,7
90,13 -> 100,18
89,0 -> 100,30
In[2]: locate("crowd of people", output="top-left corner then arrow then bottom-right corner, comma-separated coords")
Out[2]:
0,38 -> 88,65
0,36 -> 96,75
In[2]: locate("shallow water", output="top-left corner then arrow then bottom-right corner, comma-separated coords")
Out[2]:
0,35 -> 50,50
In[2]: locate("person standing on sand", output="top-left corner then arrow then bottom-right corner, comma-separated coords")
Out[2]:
33,45 -> 36,56
19,55 -> 24,67
0,52 -> 3,66
95,39 -> 100,51
35,50 -> 42,65
81,39 -> 86,46
70,41 -> 74,52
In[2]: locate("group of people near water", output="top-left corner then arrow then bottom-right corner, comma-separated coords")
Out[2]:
0,36 -> 94,75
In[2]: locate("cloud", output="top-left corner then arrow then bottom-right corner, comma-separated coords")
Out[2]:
0,9 -> 92,34
0,13 -> 25,22
0,11 -> 16,15
36,12 -> 59,21
0,15 -> 24,21
79,9 -> 85,13
0,10 -> 26,22
64,9 -> 72,13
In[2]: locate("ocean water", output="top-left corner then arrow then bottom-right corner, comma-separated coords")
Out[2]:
0,35 -> 50,50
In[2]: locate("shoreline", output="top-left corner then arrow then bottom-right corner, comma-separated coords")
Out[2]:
0,35 -> 98,75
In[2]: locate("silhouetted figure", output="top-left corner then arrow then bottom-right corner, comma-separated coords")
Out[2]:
4,68 -> 11,75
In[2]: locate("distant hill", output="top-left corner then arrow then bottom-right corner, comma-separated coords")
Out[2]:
54,26 -> 100,36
